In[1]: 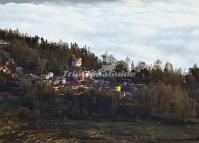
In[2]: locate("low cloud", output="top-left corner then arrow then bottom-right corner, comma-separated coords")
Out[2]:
0,0 -> 199,69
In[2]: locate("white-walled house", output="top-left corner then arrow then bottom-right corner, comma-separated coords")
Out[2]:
72,58 -> 82,67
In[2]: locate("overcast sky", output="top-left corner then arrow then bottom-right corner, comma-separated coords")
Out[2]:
0,0 -> 199,70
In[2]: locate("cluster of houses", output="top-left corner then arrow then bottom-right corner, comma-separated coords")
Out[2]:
0,46 -> 23,78
23,56 -> 140,97
0,43 -> 144,97
45,61 -> 142,97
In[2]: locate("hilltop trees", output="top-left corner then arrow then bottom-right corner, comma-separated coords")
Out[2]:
135,61 -> 147,71
164,62 -> 174,73
115,60 -> 128,72
11,40 -> 40,70
0,29 -> 102,74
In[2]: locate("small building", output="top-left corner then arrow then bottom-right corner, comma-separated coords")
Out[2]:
61,78 -> 66,85
5,58 -> 14,65
41,74 -> 50,80
53,79 -> 60,85
72,58 -> 82,67
47,72 -> 54,79
84,71 -> 89,78
53,76 -> 66,85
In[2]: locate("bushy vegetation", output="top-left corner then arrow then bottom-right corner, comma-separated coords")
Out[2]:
16,90 -> 117,122
140,83 -> 197,121
136,60 -> 199,122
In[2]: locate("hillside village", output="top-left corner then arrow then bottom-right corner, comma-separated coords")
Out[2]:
2,0 -> 199,141
1,30 -> 199,142
1,29 -> 199,119
0,42 -> 144,99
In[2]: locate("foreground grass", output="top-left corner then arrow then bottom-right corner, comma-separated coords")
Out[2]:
1,119 -> 199,143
